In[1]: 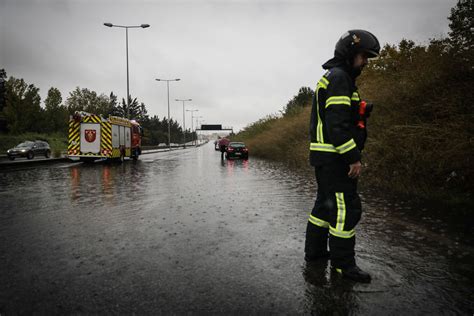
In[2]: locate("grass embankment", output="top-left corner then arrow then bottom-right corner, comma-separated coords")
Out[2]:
234,40 -> 473,214
234,110 -> 311,171
0,133 -> 67,157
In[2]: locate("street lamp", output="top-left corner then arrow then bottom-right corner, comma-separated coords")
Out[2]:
175,98 -> 192,148
103,22 -> 150,118
197,119 -> 205,129
156,78 -> 181,151
186,109 -> 198,145
197,119 -> 206,144
194,115 -> 203,146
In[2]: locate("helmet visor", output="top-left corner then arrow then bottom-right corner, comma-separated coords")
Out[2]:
363,49 -> 379,58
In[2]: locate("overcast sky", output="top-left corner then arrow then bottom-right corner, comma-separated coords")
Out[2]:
0,0 -> 456,131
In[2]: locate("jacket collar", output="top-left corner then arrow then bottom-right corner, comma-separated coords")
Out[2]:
322,57 -> 360,80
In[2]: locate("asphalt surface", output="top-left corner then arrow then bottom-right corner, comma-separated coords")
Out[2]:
0,143 -> 472,314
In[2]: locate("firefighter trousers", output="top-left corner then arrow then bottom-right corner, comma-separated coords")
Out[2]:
304,161 -> 362,268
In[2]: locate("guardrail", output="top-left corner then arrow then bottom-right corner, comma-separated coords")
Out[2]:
0,141 -> 210,169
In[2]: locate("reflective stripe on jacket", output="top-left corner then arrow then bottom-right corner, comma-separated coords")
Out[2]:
309,66 -> 366,166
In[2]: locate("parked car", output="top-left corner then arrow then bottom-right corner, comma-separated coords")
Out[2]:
225,142 -> 249,160
214,140 -> 220,151
6,141 -> 51,160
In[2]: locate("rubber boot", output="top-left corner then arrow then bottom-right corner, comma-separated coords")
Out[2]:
304,222 -> 329,262
304,250 -> 330,262
333,265 -> 371,283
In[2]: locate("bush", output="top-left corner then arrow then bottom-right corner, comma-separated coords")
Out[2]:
0,132 -> 68,155
234,108 -> 311,170
234,34 -> 473,211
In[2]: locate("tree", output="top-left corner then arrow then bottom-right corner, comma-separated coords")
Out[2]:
138,102 -> 148,122
0,69 -> 7,132
109,92 -> 120,116
117,95 -> 144,119
0,69 -> 6,112
448,0 -> 474,51
44,87 -> 68,134
45,87 -> 62,114
283,87 -> 313,116
65,87 -> 111,116
2,76 -> 43,133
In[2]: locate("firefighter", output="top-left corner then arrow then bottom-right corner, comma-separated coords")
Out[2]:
219,136 -> 230,159
305,30 -> 380,283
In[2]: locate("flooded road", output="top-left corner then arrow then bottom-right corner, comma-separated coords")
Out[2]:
0,143 -> 472,314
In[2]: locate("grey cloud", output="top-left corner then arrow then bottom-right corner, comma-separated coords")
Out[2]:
1,0 -> 457,131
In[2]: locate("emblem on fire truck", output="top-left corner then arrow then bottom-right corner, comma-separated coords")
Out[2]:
85,129 -> 96,143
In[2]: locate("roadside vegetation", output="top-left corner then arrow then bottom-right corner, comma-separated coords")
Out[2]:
0,133 -> 67,157
0,71 -> 195,155
234,0 -> 473,211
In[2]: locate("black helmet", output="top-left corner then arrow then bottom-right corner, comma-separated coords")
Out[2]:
334,29 -> 380,59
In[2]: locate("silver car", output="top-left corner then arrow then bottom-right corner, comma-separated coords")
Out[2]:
7,141 -> 51,160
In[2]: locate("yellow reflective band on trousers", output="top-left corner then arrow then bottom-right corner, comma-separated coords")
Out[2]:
335,139 -> 357,154
335,192 -> 346,231
329,226 -> 355,238
329,192 -> 355,239
308,214 -> 329,228
326,96 -> 351,108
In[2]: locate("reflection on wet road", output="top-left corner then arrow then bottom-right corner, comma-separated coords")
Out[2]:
0,144 -> 472,314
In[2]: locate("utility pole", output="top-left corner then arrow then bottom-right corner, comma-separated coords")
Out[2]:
155,78 -> 181,150
175,99 -> 192,148
186,109 -> 199,146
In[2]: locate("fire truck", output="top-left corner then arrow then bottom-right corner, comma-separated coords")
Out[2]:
68,111 -> 142,162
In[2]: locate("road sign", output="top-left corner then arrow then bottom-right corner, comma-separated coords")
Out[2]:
200,124 -> 222,130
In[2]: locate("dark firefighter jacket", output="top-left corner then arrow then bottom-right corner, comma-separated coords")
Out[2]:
309,65 -> 367,167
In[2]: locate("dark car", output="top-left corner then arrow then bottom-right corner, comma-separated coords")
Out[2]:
225,142 -> 248,160
7,141 -> 51,160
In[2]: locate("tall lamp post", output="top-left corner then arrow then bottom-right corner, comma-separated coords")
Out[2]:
186,109 -> 198,145
103,22 -> 150,118
197,119 -> 205,144
156,78 -> 181,151
194,115 -> 203,146
175,98 -> 192,148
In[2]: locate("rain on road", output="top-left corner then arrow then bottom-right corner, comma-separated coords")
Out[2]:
0,143 -> 472,314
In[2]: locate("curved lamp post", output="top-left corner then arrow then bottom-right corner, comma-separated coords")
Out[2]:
103,23 -> 150,118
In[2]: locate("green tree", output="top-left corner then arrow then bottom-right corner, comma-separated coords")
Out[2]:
448,0 -> 474,51
0,69 -> 6,112
138,102 -> 148,122
358,30 -> 473,201
0,69 -> 7,132
110,94 -> 148,121
3,76 -> 43,133
44,87 -> 68,134
109,92 -> 120,117
283,87 -> 313,116
65,87 -> 111,116
117,95 -> 144,119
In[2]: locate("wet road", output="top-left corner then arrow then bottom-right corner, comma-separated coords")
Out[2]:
0,144 -> 473,314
